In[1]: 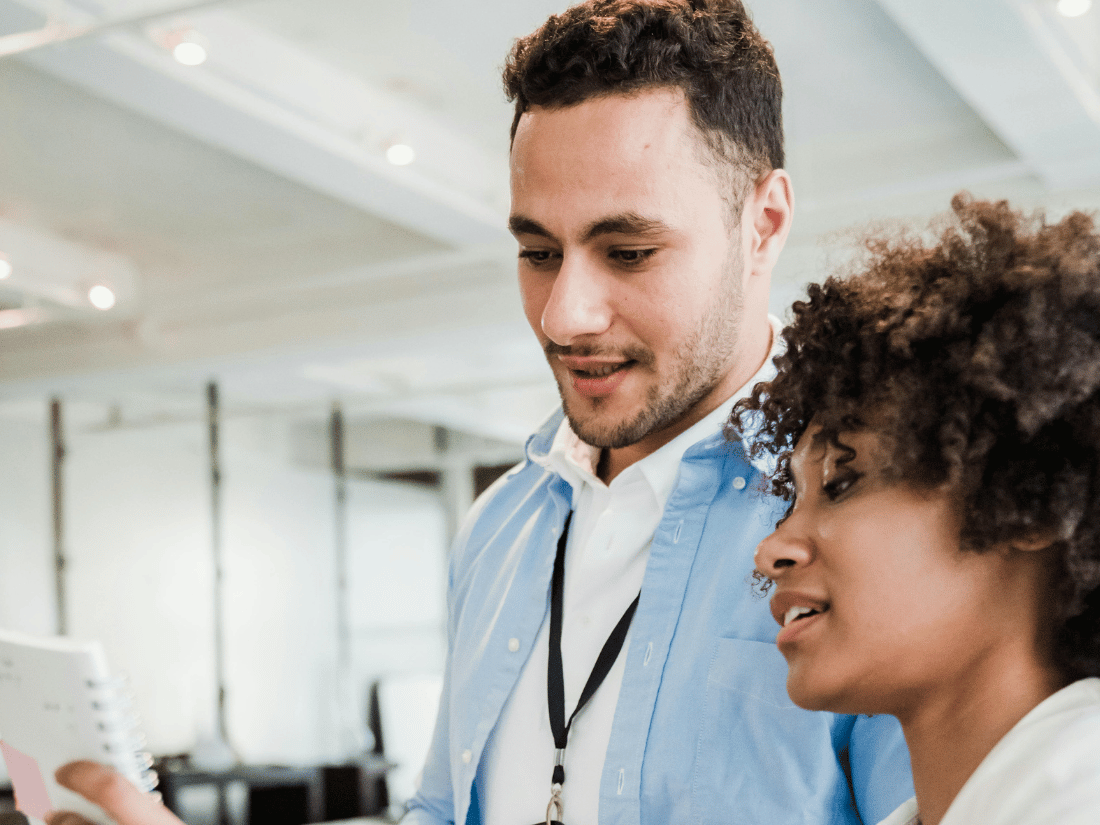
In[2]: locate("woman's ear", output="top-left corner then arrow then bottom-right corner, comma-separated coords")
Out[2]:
1008,532 -> 1058,553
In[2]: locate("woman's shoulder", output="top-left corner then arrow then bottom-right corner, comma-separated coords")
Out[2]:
875,797 -> 918,825
943,678 -> 1100,824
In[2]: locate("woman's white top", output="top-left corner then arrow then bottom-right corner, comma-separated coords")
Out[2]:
878,677 -> 1100,825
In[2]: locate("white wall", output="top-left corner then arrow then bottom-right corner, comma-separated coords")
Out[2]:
65,417 -> 215,756
0,405 -> 448,768
0,412 -> 54,637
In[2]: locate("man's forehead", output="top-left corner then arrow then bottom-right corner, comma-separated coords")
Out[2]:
508,87 -> 744,216
511,87 -> 694,151
508,103 -> 717,207
506,87 -> 738,241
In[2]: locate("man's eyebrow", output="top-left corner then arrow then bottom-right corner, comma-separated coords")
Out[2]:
507,213 -> 672,242
583,213 -> 671,242
508,215 -> 552,239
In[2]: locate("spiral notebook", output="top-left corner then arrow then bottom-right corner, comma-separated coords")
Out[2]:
0,629 -> 157,825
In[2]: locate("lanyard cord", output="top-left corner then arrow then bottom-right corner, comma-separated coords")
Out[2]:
547,511 -> 641,788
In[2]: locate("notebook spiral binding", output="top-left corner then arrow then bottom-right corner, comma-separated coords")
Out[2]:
86,675 -> 159,794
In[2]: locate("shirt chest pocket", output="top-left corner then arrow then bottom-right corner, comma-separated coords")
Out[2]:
690,638 -> 853,825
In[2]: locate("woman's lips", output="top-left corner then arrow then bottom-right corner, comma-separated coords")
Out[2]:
769,590 -> 831,648
775,609 -> 827,647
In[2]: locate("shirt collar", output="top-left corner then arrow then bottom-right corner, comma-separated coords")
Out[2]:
533,314 -> 783,505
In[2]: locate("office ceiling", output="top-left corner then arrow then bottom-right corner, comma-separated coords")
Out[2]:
1,0 -> 1099,444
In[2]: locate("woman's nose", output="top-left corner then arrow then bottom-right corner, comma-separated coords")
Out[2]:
754,516 -> 813,578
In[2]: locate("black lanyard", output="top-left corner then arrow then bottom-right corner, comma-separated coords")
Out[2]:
542,510 -> 640,824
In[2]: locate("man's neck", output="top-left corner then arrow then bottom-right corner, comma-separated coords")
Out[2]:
597,398 -> 722,484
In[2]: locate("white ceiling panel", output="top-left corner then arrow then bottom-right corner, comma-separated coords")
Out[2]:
873,0 -> 1100,189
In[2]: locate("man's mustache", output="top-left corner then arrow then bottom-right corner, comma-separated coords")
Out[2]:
544,341 -> 655,368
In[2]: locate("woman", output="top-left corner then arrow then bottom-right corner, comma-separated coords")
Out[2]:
729,195 -> 1100,825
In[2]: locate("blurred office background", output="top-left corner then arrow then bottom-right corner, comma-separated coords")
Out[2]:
1,0 -> 1100,822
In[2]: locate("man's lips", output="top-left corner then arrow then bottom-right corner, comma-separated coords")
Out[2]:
557,355 -> 634,375
556,355 -> 637,398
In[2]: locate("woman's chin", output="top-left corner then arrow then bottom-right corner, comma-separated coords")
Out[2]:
786,674 -> 870,716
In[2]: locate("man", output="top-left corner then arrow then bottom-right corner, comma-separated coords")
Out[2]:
407,2 -> 912,825
47,2 -> 913,824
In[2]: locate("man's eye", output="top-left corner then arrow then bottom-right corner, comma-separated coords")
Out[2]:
519,249 -> 558,265
822,473 -> 861,501
611,248 -> 656,265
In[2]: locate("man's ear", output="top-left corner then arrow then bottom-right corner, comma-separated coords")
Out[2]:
743,168 -> 793,277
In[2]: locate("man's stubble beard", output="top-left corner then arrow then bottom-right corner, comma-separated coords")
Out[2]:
557,255 -> 746,450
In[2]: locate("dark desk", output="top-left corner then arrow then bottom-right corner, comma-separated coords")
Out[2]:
156,756 -> 392,825
0,784 -> 14,816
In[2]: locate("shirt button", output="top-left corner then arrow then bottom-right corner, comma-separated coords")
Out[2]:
462,749 -> 472,764
733,476 -> 747,490
508,637 -> 520,652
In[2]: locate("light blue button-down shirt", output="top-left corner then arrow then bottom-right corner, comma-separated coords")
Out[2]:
405,408 -> 914,825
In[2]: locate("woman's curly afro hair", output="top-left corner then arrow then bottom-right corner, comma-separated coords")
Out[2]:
729,194 -> 1100,679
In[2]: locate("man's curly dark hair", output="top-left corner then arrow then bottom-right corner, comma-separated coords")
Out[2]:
503,0 -> 783,198
729,194 -> 1100,680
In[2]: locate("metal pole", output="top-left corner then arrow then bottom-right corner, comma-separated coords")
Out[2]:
330,403 -> 367,759
50,398 -> 67,636
330,403 -> 350,673
207,382 -> 230,747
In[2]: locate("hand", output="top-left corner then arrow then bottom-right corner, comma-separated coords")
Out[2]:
44,762 -> 183,825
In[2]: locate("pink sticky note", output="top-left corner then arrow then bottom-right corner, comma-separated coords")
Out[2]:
0,740 -> 53,819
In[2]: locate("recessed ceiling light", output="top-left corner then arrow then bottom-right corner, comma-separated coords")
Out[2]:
173,40 -> 208,66
1058,0 -> 1092,17
0,258 -> 10,279
88,285 -> 116,310
386,143 -> 416,166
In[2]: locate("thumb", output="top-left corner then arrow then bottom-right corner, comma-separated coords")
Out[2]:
47,762 -> 181,825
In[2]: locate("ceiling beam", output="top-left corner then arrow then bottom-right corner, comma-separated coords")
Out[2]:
0,267 -> 526,382
0,0 -> 510,247
0,0 -> 236,57
0,216 -> 140,328
873,0 -> 1100,190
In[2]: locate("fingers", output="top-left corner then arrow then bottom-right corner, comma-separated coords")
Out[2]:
44,812 -> 96,825
48,762 -> 182,825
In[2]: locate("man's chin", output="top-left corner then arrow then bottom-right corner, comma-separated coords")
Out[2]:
562,404 -> 651,450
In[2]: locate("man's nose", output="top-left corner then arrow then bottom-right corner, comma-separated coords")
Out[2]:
754,513 -> 814,578
540,254 -> 613,345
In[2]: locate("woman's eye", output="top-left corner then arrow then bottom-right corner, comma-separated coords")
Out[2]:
822,472 -> 861,501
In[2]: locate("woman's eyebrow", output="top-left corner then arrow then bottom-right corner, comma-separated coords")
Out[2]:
787,453 -> 813,499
